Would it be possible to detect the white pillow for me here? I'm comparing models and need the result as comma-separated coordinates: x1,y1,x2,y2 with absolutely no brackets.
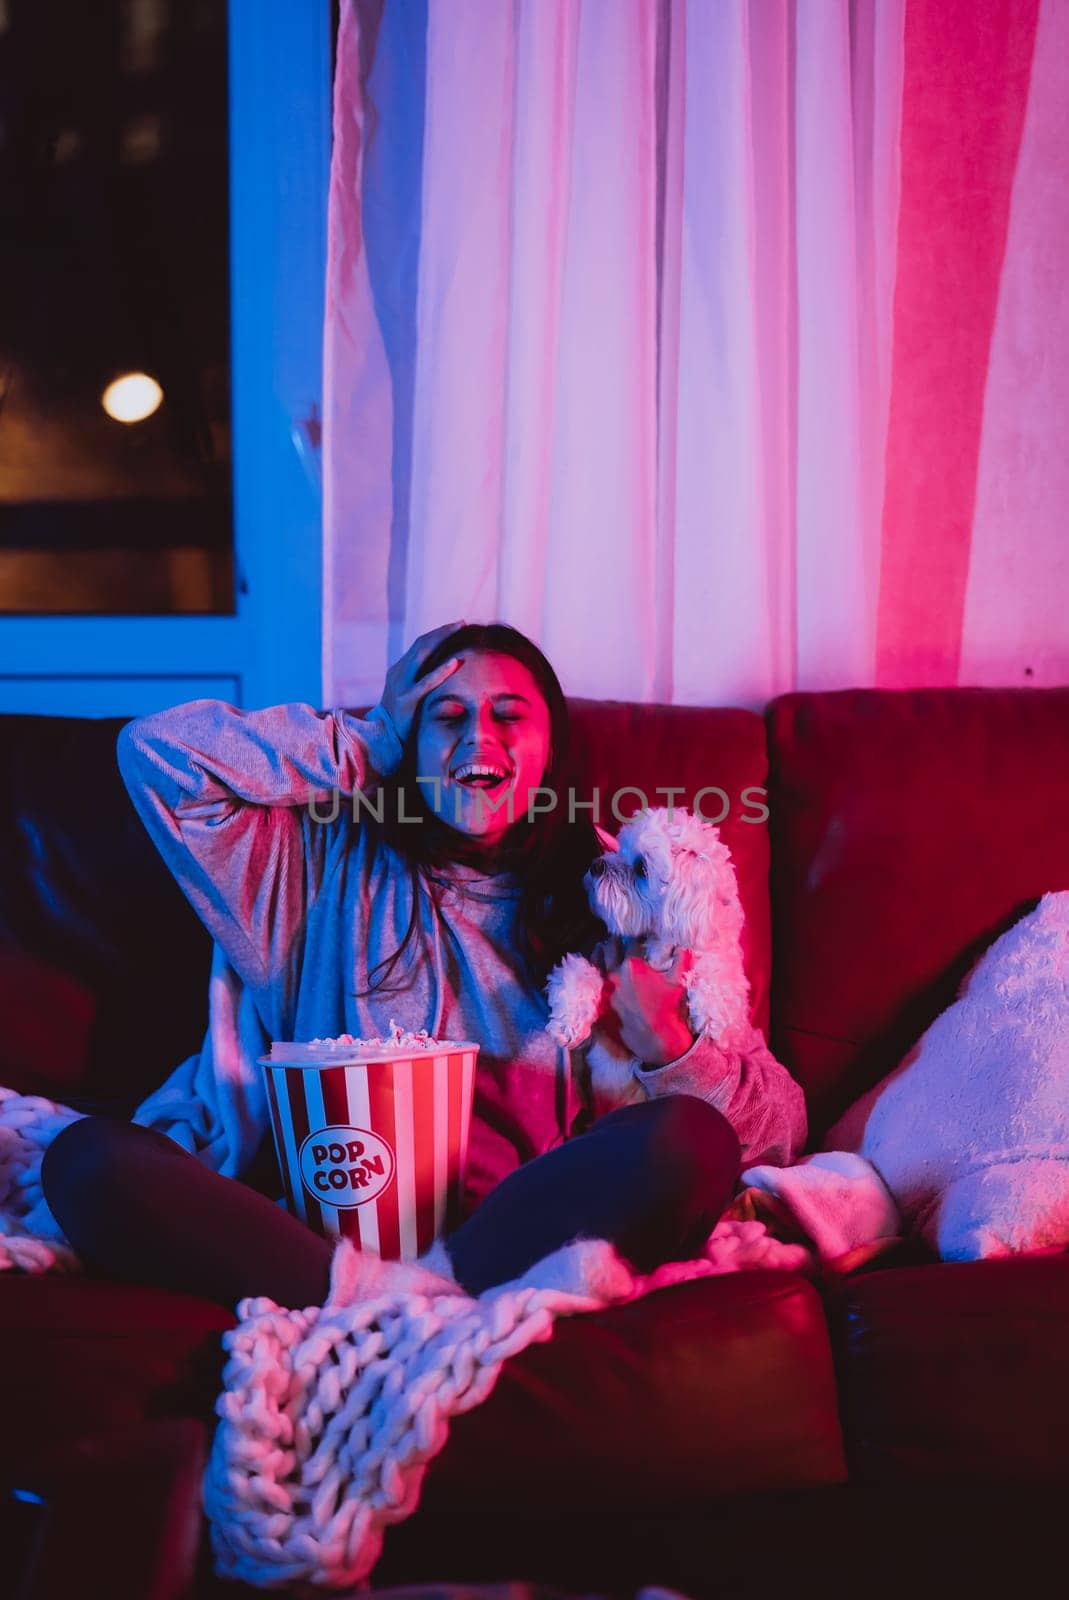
825,891,1069,1261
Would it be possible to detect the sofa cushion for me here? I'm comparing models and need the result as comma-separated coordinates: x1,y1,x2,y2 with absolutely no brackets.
0,1278,234,1474
568,700,773,1034
0,714,213,1108
829,1250,1069,1481
766,687,1069,1136
0,943,96,1097
416,1271,846,1512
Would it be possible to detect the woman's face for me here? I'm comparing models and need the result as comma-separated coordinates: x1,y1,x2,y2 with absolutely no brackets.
415,650,553,846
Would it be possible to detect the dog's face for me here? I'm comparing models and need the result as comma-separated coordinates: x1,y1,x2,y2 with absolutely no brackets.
584,807,741,947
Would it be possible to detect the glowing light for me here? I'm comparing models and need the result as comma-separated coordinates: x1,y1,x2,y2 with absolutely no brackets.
101,372,163,423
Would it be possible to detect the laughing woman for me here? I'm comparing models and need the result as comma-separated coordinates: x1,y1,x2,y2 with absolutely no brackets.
41,622,806,1306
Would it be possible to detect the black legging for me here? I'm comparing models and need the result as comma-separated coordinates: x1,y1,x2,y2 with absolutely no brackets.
41,1095,740,1307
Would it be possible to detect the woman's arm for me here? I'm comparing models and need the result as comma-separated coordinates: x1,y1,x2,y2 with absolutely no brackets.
604,954,807,1167
634,1030,808,1169
116,624,465,993
116,700,402,990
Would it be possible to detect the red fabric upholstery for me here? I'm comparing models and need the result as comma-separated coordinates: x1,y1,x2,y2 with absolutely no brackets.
1,1271,845,1508
0,714,212,1110
12,1420,208,1600
373,1486,1069,1600
0,944,96,1096
568,699,772,1035
0,1279,233,1475
417,1272,846,1511
766,686,1069,1136
830,1250,1069,1481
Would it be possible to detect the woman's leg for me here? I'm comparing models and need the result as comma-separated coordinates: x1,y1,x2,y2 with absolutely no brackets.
446,1094,741,1295
41,1117,334,1309
42,1098,739,1307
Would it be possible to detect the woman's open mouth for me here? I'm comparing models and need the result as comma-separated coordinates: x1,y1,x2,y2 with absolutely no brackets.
450,761,512,794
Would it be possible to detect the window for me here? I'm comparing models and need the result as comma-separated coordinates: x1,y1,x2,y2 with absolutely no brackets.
0,0,233,613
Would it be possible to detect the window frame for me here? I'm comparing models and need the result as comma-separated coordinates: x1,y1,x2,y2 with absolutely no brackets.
0,0,331,714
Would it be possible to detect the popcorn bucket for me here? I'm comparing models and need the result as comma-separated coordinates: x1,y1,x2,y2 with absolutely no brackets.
258,1037,479,1260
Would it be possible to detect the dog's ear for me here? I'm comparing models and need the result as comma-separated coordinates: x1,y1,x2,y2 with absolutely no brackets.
661,849,721,947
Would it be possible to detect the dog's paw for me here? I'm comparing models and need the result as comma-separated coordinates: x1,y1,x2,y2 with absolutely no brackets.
684,955,749,1040
545,953,605,1045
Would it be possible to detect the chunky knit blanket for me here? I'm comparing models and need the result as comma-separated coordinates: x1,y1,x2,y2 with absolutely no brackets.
204,1230,813,1591
0,1087,83,1272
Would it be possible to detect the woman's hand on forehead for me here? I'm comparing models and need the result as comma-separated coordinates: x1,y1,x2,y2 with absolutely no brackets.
381,622,466,743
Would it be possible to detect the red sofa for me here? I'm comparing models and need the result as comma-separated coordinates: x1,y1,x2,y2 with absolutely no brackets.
2,687,1068,1599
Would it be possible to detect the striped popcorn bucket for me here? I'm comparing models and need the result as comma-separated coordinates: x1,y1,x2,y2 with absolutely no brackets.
258,1043,479,1260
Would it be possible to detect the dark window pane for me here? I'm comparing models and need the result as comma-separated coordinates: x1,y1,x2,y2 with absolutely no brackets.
0,0,233,614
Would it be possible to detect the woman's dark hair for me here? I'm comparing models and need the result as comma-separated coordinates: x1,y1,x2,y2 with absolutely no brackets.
358,622,605,997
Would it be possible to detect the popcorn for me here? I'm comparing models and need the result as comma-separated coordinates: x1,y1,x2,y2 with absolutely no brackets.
266,1021,472,1063
307,1020,438,1050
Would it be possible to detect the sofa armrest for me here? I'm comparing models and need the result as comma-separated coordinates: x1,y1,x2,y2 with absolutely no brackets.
9,1419,208,1600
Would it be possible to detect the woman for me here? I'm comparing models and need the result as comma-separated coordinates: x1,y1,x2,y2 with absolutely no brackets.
42,622,805,1305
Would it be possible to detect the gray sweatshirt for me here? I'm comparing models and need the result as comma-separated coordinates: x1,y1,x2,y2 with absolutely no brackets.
118,700,807,1210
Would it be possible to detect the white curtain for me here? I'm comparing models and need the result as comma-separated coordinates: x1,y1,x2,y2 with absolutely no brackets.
324,0,906,709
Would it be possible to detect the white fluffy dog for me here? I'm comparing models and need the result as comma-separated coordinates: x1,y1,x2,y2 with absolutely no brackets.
545,806,751,1117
